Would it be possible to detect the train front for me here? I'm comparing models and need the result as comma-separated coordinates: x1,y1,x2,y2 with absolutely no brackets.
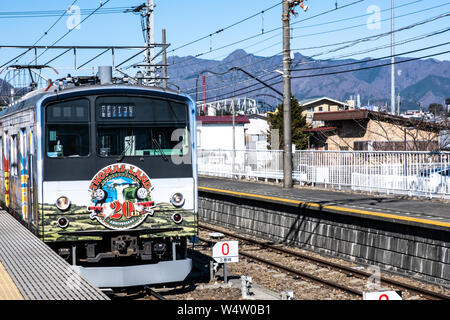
38,86,198,288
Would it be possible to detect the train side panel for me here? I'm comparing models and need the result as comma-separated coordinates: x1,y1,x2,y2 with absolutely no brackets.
0,108,39,233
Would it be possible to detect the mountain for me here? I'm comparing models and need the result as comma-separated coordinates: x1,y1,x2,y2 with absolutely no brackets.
166,49,450,111
400,75,450,109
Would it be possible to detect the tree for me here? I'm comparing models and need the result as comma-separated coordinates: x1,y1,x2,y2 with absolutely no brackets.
267,96,310,150
428,103,445,117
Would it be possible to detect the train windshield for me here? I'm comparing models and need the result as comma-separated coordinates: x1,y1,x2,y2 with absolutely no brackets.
97,125,189,157
46,99,90,158
96,96,190,157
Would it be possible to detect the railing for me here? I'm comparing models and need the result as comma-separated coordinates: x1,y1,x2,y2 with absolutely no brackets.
197,149,450,199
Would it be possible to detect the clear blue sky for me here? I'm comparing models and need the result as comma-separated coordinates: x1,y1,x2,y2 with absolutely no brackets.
0,0,449,80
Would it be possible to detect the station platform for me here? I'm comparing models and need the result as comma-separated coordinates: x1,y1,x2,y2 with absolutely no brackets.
0,210,109,300
198,176,450,231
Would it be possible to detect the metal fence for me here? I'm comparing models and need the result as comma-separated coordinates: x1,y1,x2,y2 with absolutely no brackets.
197,149,450,199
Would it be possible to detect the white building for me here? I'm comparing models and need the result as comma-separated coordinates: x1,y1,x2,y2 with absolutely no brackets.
196,115,249,150
245,114,270,150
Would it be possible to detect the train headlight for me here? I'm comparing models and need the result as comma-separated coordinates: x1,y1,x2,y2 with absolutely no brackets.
136,187,149,200
171,213,183,224
55,196,71,211
93,189,107,202
57,217,69,228
170,193,185,207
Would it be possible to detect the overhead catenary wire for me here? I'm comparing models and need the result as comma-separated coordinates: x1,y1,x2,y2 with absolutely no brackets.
291,2,450,41
168,0,366,68
28,0,113,65
291,40,450,72
172,0,432,70
167,1,282,55
1,0,113,90
0,6,130,19
210,47,450,102
31,0,79,47
169,1,448,74
0,0,79,89
209,41,450,102
181,23,450,96
181,23,450,98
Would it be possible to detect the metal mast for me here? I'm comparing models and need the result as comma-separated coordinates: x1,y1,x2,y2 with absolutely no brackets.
391,0,395,114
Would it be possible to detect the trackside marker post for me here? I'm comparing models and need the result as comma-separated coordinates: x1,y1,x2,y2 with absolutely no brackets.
363,291,403,300
212,241,239,283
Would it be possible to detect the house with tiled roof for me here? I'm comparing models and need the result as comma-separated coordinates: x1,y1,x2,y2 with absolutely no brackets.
299,97,351,127
306,109,447,151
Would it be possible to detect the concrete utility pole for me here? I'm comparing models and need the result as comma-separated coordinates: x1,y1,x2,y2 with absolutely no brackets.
145,0,155,84
282,0,293,188
162,28,167,89
391,0,395,115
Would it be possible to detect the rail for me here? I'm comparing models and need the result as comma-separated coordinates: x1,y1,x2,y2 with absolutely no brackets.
199,222,450,300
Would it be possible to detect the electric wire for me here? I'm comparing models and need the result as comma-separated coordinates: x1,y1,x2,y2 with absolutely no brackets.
167,1,282,55
168,0,366,67
28,0,113,65
210,47,450,102
169,1,448,74
181,25,450,98
0,7,130,19
292,2,450,40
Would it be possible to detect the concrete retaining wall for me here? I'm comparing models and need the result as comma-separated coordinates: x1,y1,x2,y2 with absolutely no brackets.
199,192,450,287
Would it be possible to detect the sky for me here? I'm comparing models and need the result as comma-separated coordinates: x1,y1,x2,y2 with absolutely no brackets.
0,0,449,83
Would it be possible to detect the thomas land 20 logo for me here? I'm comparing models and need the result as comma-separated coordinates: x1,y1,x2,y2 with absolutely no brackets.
87,163,155,230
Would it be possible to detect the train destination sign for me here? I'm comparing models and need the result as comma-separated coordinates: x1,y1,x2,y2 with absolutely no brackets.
100,104,135,119
212,241,239,263
87,163,155,230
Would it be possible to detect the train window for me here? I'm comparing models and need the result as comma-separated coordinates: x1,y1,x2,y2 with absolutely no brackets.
46,124,89,158
45,99,90,158
10,134,18,176
97,125,189,157
46,99,89,122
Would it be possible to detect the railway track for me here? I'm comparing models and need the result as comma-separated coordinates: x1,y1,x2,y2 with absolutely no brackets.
106,286,168,300
199,222,450,300
144,286,168,300
198,235,362,298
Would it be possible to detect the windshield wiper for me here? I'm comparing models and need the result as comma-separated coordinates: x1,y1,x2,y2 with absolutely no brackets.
116,137,134,163
152,138,168,161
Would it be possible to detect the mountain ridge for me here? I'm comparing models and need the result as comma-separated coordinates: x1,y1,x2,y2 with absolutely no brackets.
167,49,450,111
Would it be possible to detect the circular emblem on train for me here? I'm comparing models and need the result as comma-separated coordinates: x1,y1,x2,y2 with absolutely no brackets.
87,163,155,230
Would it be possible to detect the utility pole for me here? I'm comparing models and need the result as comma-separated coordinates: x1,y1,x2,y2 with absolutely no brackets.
145,0,155,84
390,0,395,114
232,99,236,175
162,28,167,89
282,0,293,188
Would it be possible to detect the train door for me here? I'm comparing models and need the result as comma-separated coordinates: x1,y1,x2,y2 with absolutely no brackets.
19,128,30,226
3,131,9,209
9,133,18,216
28,127,37,231
0,137,3,205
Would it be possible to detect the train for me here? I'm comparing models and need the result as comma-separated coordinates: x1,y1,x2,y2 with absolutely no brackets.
0,67,198,288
